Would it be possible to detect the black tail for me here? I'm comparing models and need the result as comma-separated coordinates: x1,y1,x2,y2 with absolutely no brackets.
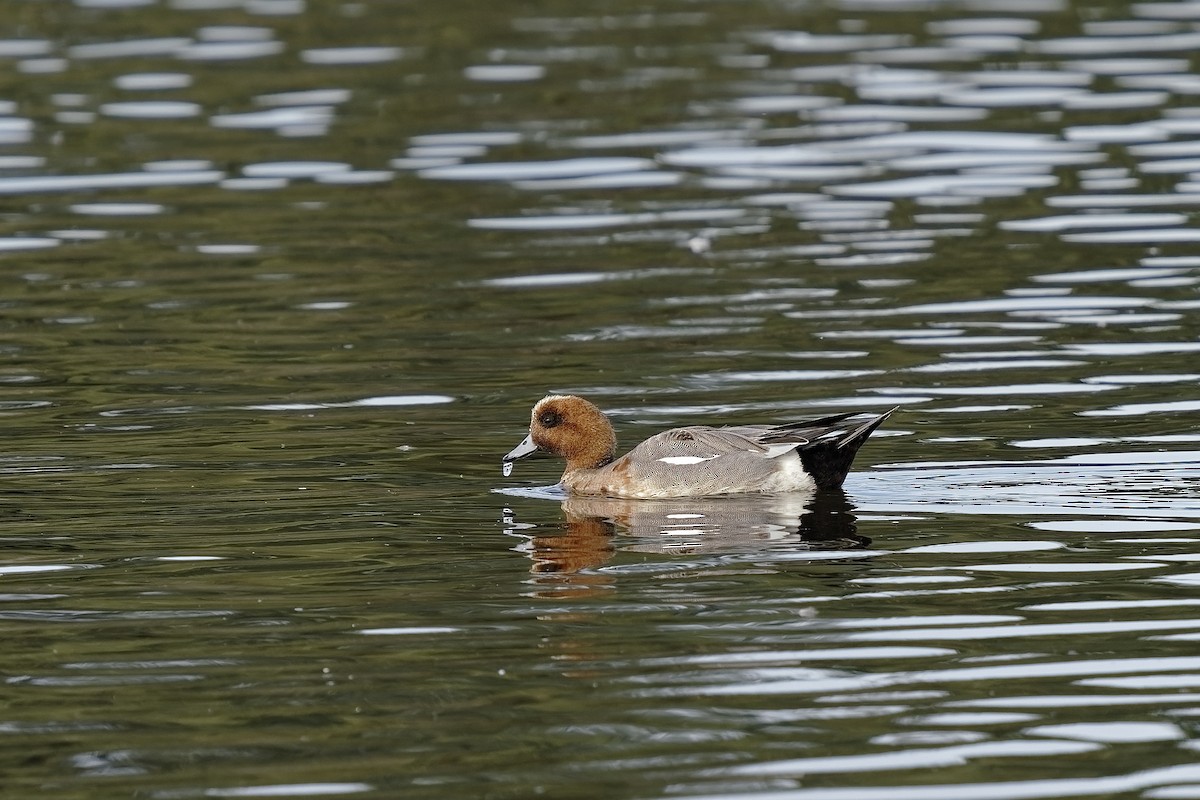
796,408,897,491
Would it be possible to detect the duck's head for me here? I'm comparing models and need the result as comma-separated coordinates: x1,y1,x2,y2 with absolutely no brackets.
503,394,617,474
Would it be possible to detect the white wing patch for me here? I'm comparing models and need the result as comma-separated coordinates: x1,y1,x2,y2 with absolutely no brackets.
763,442,802,459
658,455,719,465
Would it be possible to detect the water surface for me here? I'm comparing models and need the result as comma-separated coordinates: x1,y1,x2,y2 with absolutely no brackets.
1,0,1199,798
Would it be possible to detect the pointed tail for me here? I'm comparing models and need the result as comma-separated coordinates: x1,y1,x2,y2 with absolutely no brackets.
798,407,897,490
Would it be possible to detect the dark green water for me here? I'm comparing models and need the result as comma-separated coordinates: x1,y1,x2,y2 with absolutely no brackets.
0,1,1199,798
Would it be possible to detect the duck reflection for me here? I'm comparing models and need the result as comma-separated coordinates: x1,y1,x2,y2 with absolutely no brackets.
506,490,868,579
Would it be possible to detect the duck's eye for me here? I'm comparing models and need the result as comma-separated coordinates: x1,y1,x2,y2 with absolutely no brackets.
539,410,562,428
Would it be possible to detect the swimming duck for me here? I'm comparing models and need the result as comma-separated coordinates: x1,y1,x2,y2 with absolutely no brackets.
502,394,895,498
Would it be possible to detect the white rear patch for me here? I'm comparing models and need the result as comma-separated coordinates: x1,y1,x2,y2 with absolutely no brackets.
658,455,718,465
757,453,816,493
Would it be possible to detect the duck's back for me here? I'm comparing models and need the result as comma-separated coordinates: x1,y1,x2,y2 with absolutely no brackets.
566,426,811,498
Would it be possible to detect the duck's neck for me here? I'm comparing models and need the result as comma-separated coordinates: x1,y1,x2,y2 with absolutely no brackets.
561,427,616,472
565,452,614,474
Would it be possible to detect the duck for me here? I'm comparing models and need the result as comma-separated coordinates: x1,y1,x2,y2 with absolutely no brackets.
502,394,895,499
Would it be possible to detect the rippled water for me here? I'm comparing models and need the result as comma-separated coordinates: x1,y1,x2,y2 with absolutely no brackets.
2,0,1200,798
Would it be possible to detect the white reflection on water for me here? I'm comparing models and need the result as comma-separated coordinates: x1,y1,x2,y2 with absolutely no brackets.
902,541,1061,554
640,655,1200,698
833,617,1200,642
869,382,1115,396
1026,722,1183,742
906,359,1080,373
210,106,334,133
642,646,954,667
1035,30,1200,54
852,451,1200,518
0,169,223,194
667,763,1200,800
68,37,190,59
480,267,706,288
513,171,683,190
895,296,1150,315
315,169,393,184
708,738,1097,778
299,46,405,64
1034,267,1188,282
464,64,546,82
1065,228,1200,243
470,207,746,231
244,395,454,411
1030,519,1200,532
198,783,373,797
1066,342,1200,355
0,564,85,576
1081,674,1200,689
422,156,654,181
71,203,165,216
114,72,193,90
0,237,59,250
242,161,349,178
852,575,970,585
1083,399,1200,416
1001,212,1185,232
177,40,283,60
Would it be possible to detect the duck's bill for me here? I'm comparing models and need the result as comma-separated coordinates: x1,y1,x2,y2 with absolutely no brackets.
502,434,541,473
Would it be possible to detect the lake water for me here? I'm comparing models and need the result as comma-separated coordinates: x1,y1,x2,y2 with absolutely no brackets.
2,0,1200,798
